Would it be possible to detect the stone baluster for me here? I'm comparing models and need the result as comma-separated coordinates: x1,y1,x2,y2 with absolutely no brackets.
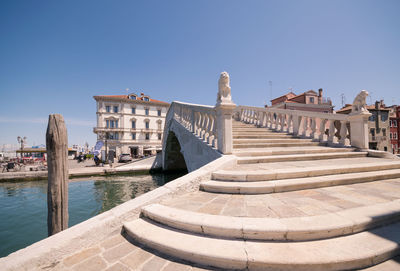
339,120,348,146
280,114,286,132
287,114,293,133
292,115,301,136
319,119,327,141
310,117,317,139
191,109,195,133
206,114,213,144
302,116,308,137
268,113,273,129
211,115,217,147
328,119,336,143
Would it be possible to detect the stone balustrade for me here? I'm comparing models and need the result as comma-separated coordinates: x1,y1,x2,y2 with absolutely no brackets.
170,101,218,148
236,104,371,150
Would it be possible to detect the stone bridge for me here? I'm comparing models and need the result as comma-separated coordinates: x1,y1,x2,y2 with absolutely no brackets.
2,72,400,271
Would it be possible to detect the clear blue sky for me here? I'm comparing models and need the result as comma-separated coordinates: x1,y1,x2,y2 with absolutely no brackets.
1,0,399,147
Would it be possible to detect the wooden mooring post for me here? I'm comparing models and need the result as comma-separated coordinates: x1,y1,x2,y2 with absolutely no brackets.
46,114,69,236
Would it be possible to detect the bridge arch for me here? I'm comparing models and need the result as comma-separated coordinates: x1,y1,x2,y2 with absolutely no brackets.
163,131,188,172
161,104,222,172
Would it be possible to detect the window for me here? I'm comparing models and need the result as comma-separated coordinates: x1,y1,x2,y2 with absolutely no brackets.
370,128,375,136
157,120,162,130
395,120,398,127
369,114,376,121
381,112,388,122
382,128,386,137
390,120,393,127
158,133,162,140
109,132,119,140
145,108,149,115
145,121,150,129
391,133,393,139
395,133,398,140
384,146,388,152
129,95,136,100
106,119,118,128
145,133,150,140
131,133,136,140
309,97,314,103
131,120,136,129
106,106,111,113
143,97,149,102
113,106,118,113
132,107,136,114
157,109,161,116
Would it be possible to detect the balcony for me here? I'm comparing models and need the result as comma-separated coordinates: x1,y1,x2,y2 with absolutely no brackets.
93,127,125,133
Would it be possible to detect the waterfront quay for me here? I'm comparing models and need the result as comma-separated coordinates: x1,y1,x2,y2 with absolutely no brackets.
0,156,158,181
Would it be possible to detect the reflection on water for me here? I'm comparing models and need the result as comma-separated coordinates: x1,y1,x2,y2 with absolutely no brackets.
0,172,185,258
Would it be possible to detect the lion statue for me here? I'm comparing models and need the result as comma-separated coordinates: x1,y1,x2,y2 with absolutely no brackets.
217,71,232,104
351,90,369,113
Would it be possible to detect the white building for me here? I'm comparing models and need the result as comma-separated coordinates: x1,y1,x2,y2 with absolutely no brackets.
93,93,170,158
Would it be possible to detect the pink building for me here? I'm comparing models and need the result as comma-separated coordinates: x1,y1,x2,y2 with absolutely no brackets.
269,89,334,113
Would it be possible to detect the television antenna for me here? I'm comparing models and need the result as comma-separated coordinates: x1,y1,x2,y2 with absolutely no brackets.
340,93,346,108
268,81,272,105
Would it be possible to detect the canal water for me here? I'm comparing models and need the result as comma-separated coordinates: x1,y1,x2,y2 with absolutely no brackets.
0,172,185,258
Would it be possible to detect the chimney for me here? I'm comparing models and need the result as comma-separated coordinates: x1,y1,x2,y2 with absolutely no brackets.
140,93,144,97
375,100,381,109
318,88,323,104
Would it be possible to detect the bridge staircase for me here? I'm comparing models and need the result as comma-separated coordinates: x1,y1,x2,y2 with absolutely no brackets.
124,120,400,270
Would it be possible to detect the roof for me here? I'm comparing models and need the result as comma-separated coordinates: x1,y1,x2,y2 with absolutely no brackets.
270,92,296,102
336,104,390,114
94,94,170,105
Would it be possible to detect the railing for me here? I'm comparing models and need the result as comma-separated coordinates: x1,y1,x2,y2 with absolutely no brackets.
164,72,371,153
169,102,218,148
237,105,370,148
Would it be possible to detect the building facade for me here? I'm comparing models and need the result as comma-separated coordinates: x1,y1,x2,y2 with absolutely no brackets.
389,105,400,154
93,93,170,158
269,89,334,113
337,100,391,152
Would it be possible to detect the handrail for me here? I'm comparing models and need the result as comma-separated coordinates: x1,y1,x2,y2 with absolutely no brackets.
236,102,371,149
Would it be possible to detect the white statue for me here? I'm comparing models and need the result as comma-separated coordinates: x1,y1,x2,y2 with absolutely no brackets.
351,90,369,114
217,71,232,105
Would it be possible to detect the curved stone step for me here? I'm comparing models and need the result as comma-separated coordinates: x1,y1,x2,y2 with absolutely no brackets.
233,141,322,148
202,169,400,194
212,160,400,182
124,218,400,271
233,127,273,131
237,151,367,164
141,201,400,241
233,146,355,157
234,138,314,144
233,134,294,139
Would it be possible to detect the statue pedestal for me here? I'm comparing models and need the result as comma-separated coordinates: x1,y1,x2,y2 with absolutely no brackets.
215,102,236,154
348,111,371,150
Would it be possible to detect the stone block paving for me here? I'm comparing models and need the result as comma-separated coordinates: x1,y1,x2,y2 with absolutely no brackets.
160,178,400,218
48,232,221,271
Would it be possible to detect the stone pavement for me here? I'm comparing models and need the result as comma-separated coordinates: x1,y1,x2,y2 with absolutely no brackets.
17,121,400,270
